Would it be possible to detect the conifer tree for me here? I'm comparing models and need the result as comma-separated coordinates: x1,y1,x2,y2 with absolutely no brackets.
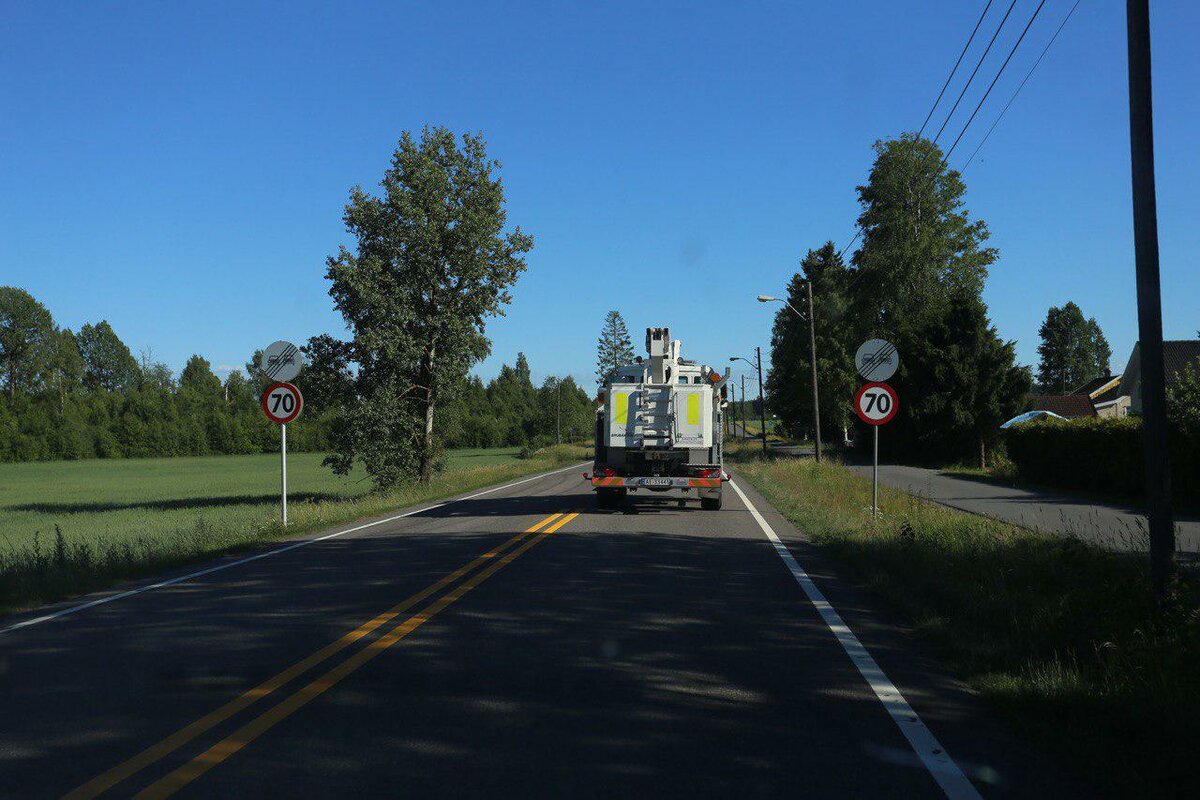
596,311,634,383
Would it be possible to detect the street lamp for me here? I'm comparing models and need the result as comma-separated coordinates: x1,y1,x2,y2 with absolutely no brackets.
730,351,767,455
759,288,822,463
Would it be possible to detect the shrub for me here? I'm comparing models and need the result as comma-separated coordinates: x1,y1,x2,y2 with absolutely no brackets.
1003,416,1200,504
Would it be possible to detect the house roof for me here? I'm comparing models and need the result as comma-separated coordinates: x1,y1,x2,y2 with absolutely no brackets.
1119,340,1200,398
1025,395,1098,418
1164,340,1200,384
1069,374,1120,398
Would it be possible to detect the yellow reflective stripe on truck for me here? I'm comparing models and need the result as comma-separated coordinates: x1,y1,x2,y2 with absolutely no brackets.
687,393,699,425
614,392,628,425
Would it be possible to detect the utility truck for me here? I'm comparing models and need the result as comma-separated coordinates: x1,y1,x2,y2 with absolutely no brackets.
587,327,730,509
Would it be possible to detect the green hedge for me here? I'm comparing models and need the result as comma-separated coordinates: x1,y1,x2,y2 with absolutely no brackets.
1003,416,1200,504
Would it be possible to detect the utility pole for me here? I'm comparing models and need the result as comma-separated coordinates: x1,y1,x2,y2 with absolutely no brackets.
740,375,748,441
1126,0,1175,600
758,292,822,461
756,346,767,456
805,281,822,463
555,380,562,444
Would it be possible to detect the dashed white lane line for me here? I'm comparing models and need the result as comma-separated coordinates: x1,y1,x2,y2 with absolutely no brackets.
728,479,983,800
0,463,590,636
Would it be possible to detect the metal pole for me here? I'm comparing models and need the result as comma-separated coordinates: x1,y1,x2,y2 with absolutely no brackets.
806,281,822,463
756,346,767,456
281,423,288,527
1126,0,1175,599
556,381,561,445
872,425,878,519
740,375,747,440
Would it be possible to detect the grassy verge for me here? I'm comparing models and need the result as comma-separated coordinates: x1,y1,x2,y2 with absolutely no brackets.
731,454,1200,799
0,444,591,615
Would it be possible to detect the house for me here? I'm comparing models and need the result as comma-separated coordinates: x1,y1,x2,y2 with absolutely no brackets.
1069,374,1130,418
1024,394,1098,419
1118,340,1200,415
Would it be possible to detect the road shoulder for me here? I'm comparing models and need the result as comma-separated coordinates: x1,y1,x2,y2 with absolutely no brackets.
728,475,1094,799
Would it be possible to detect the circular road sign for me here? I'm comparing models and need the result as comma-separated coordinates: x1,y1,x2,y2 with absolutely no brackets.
261,382,304,424
855,382,898,426
855,339,898,382
259,340,304,382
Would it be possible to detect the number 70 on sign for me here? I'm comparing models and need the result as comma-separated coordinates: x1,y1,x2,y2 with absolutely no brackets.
855,382,898,425
261,382,304,424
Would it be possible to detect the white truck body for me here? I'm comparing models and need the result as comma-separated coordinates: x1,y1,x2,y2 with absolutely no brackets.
590,327,729,509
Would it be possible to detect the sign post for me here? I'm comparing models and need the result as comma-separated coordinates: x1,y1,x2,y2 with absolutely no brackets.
854,339,899,520
259,342,304,527
855,382,898,518
259,337,305,525
281,422,288,526
261,381,303,526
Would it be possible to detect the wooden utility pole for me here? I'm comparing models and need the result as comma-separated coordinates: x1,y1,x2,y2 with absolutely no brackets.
1125,0,1175,599
740,375,748,441
805,281,822,463
756,346,767,456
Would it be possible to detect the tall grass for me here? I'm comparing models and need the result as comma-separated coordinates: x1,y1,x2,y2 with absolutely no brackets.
733,456,1200,799
0,445,591,614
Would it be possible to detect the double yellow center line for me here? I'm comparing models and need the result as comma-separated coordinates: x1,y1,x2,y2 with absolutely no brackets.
66,510,579,799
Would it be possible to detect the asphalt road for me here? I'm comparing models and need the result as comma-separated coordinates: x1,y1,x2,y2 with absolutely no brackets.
0,465,1089,799
842,464,1200,554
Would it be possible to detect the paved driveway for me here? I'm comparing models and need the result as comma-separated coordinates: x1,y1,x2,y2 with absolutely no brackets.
845,464,1200,554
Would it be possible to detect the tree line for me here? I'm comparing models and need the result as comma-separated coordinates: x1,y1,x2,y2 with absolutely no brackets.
766,135,1032,464
765,134,1128,464
0,294,589,465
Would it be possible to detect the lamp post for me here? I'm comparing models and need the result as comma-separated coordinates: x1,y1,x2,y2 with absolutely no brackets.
731,352,768,455
759,290,821,463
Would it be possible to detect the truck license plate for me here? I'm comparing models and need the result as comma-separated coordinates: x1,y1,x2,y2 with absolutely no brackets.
642,477,671,486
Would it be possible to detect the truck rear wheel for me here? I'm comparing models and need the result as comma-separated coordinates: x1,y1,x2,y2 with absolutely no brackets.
700,493,722,511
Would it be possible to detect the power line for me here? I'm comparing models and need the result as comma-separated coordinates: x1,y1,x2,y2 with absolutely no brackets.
945,0,1050,160
961,0,1083,170
918,0,996,138
932,0,1019,143
836,229,861,260
838,0,1023,260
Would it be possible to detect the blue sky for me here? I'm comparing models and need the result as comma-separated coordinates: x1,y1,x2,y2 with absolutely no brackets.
2,1,1197,393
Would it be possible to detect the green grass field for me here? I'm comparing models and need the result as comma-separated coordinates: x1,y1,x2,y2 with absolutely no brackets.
0,449,521,554
0,445,588,613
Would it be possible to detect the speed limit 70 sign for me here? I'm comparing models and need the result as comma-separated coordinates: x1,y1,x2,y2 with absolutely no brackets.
261,382,303,424
855,382,898,426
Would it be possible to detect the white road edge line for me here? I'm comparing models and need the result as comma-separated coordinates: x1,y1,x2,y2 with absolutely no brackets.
0,462,591,636
728,479,982,800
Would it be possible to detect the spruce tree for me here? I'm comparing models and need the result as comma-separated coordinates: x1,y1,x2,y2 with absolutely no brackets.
596,311,634,383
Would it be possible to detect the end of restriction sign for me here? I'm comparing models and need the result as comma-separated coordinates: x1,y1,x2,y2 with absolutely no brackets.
855,382,898,426
261,382,304,424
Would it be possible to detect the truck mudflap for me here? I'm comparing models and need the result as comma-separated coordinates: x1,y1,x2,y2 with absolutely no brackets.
585,472,730,489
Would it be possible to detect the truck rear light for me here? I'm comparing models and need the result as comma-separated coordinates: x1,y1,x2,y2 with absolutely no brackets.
602,467,618,477
697,468,719,478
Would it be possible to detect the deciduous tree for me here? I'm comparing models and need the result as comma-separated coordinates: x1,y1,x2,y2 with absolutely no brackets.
1036,302,1112,393
850,134,1024,461
325,127,532,486
852,134,994,335
0,286,56,399
78,321,139,392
